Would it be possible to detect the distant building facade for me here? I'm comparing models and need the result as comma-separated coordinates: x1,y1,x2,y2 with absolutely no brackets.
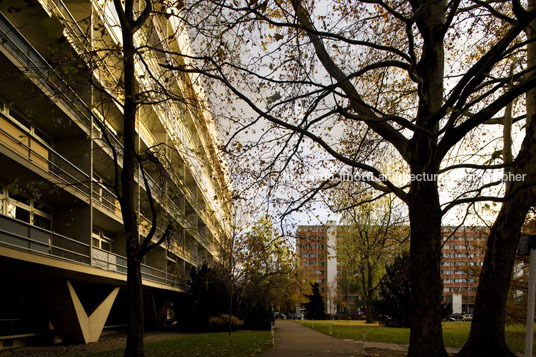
296,224,331,313
441,227,487,314
296,224,487,315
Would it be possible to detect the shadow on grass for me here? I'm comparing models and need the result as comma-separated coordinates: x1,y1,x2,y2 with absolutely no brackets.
84,330,272,357
296,320,533,354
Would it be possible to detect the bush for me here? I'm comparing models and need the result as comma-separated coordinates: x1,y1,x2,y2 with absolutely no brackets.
374,252,411,327
242,303,273,330
208,314,244,331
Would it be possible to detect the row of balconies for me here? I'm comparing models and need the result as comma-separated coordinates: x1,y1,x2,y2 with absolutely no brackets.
0,17,225,277
0,9,224,258
37,0,230,240
0,107,203,248
0,213,189,290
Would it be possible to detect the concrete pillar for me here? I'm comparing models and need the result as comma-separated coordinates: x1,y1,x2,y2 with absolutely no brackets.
47,280,119,344
144,290,172,329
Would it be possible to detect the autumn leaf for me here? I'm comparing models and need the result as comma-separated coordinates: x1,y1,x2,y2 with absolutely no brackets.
274,33,284,41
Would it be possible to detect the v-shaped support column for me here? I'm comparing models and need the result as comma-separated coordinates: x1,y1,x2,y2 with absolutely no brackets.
48,280,119,344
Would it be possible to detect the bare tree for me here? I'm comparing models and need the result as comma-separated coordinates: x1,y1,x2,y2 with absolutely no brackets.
151,1,536,355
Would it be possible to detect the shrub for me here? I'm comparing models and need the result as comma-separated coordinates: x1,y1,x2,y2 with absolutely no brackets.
208,314,244,331
243,303,273,330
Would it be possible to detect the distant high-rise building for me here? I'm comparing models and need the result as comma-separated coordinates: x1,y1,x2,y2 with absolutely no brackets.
296,222,339,315
296,224,487,316
441,227,487,314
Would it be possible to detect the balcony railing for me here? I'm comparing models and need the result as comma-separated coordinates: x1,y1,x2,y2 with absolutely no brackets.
0,212,185,290
0,114,91,199
92,183,122,219
0,214,90,264
140,214,199,267
91,247,187,290
39,0,90,56
0,11,124,165
0,12,90,128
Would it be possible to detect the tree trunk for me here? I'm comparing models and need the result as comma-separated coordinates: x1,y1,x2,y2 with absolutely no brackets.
365,262,374,323
360,269,367,320
408,179,447,357
456,199,531,357
119,3,144,355
125,254,145,357
365,293,374,323
457,124,536,357
457,2,536,354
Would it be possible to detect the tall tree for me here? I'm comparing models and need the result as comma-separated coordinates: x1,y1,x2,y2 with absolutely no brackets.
458,2,536,352
34,0,174,354
166,1,536,355
236,217,299,325
76,1,181,354
335,193,409,323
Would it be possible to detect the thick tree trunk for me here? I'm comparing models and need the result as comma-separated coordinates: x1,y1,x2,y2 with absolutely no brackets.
458,4,536,354
408,179,447,357
457,198,532,357
457,116,536,356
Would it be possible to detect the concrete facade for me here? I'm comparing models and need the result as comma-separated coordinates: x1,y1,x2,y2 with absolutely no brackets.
0,0,231,349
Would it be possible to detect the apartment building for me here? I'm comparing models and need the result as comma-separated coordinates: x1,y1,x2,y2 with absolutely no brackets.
0,0,231,349
441,227,487,314
297,224,486,316
296,222,340,316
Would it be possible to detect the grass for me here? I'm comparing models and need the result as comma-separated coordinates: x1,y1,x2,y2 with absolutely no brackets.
84,330,272,357
296,320,533,354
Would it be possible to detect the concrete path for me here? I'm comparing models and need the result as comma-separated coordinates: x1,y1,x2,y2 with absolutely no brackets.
261,320,363,356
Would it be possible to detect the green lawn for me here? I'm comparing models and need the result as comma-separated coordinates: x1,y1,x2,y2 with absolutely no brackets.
84,331,272,357
296,320,532,354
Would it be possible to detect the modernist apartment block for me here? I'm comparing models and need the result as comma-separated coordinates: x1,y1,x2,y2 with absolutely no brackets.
296,223,338,315
441,227,486,314
0,0,231,349
296,224,486,315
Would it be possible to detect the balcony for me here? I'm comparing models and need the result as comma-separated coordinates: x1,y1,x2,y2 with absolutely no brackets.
0,213,186,290
140,214,199,267
92,182,122,220
0,214,90,265
0,11,124,165
91,247,187,290
0,114,91,200
0,12,91,131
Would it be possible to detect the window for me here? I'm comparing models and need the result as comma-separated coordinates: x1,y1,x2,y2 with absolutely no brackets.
33,214,51,230
92,228,113,251
8,108,30,130
8,192,30,205
1,188,51,228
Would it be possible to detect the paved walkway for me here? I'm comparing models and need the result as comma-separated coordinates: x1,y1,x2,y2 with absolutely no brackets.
260,320,462,357
261,320,363,356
